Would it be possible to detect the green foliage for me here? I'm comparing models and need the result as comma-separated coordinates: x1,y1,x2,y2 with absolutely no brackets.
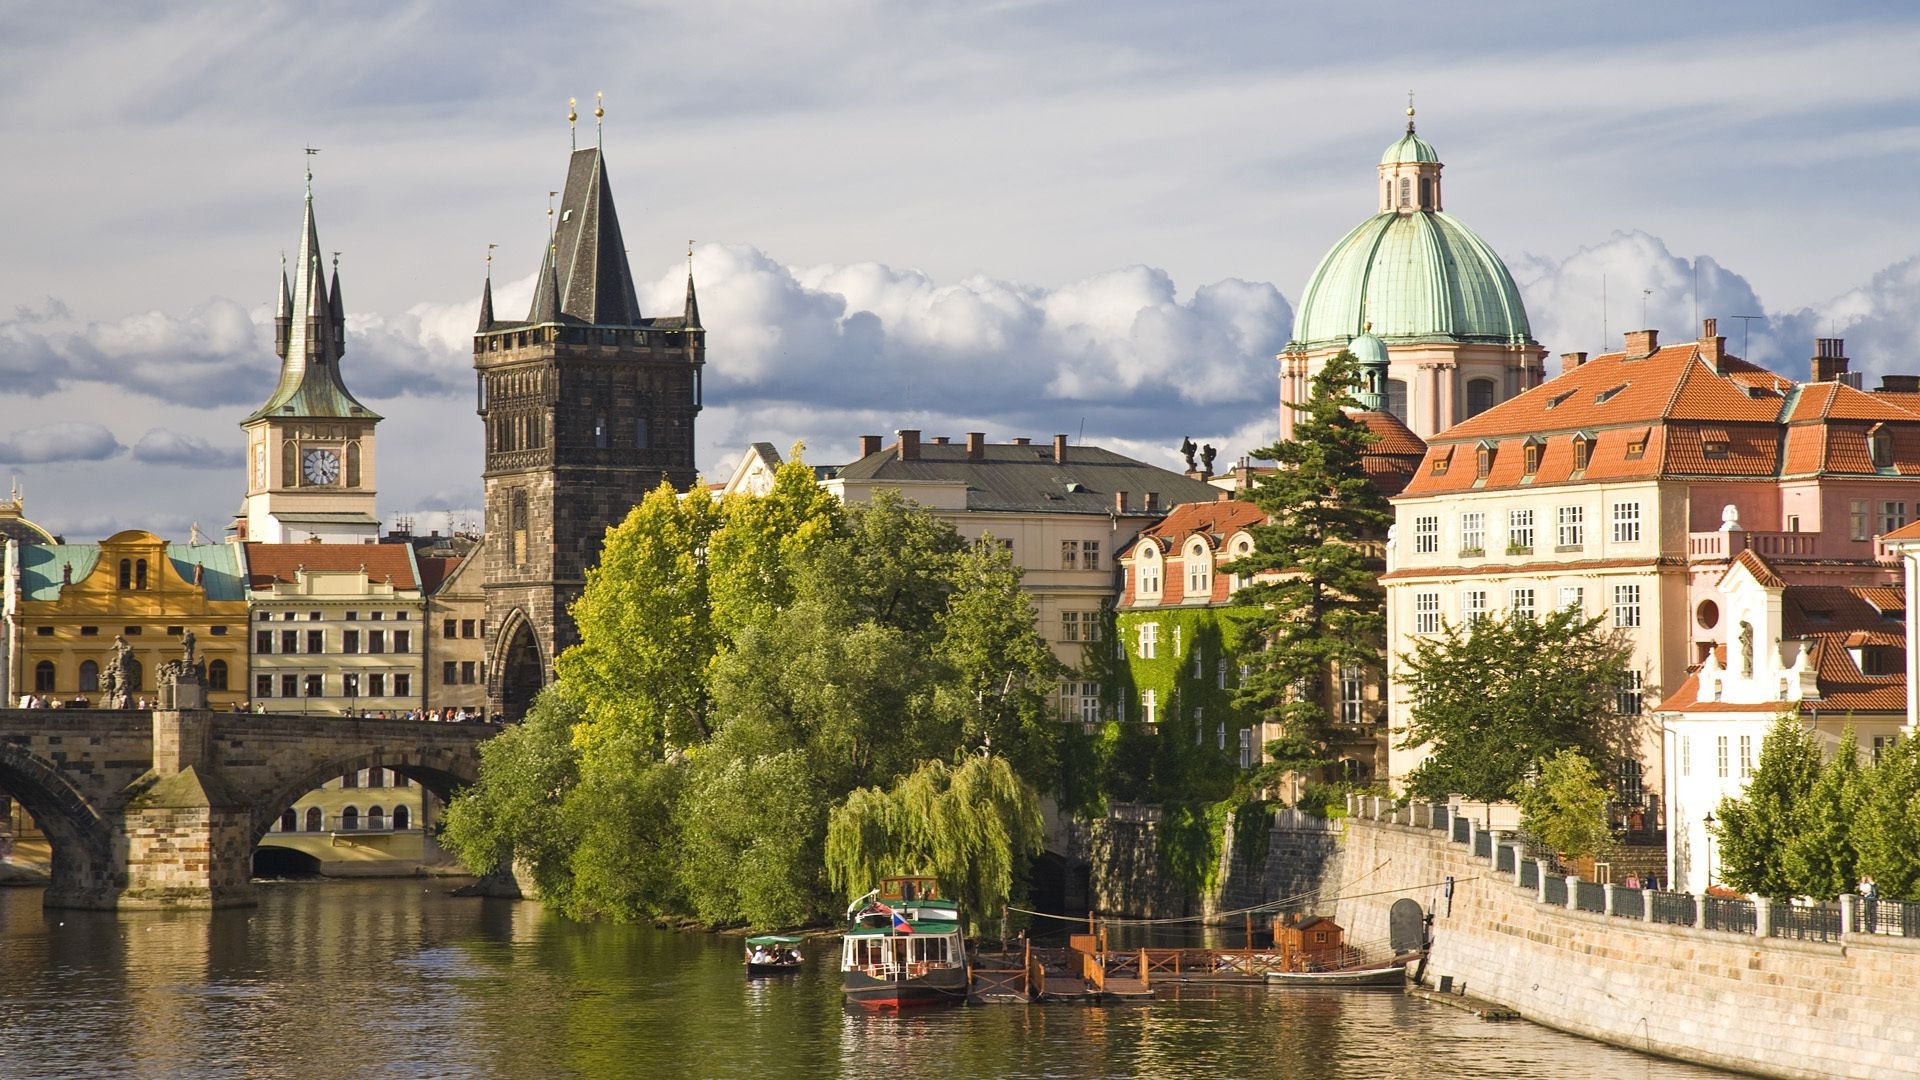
1515,749,1614,862
1714,714,1822,897
824,755,1045,922
1104,606,1262,806
1226,349,1391,773
929,542,1068,781
440,688,583,895
1852,732,1920,899
1781,728,1865,900
1396,607,1635,803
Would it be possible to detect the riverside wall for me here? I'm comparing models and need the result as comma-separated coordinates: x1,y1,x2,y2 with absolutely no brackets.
1319,803,1920,1080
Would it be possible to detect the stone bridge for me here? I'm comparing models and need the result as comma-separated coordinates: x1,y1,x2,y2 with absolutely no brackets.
0,707,498,910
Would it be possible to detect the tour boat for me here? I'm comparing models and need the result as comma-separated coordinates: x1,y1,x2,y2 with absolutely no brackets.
744,934,805,976
840,875,970,1009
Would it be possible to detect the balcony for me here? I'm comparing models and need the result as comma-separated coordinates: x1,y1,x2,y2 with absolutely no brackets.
1687,530,1820,562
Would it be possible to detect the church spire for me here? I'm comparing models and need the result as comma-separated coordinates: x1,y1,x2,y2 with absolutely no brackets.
477,247,496,333
684,241,701,329
275,253,292,359
328,253,345,355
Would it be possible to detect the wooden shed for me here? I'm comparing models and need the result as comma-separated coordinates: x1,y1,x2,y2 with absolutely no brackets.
1270,914,1346,971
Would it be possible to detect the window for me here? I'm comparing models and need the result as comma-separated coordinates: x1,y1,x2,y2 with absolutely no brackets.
511,491,529,569
1476,445,1494,477
1572,437,1591,471
281,630,298,654
443,619,457,639
1340,665,1365,725
1522,441,1541,475
396,773,411,789
1061,540,1081,570
308,611,322,622
342,806,359,832
33,661,55,693
1141,689,1158,724
256,630,273,654
393,805,411,830
256,674,273,699
1399,176,1411,206
1786,514,1800,532
1874,734,1900,764
1137,550,1161,597
369,673,387,696
1615,670,1643,715
1612,501,1642,543
306,629,324,654
1507,509,1534,552
34,626,51,636
1461,589,1488,624
444,662,458,686
344,673,361,699
1871,426,1893,468
118,559,132,589
367,806,387,831
461,661,478,685
343,630,360,654
1413,515,1439,555
1625,434,1647,458
282,674,298,698
593,413,608,449
1851,499,1870,542
1082,541,1100,570
1682,736,1691,777
369,630,386,655
1466,379,1496,418
1558,506,1584,549
1881,501,1908,535
341,770,358,789
208,660,228,691
394,630,411,654
1414,592,1441,635
79,660,99,692
1619,759,1644,804
1062,611,1082,642
1739,734,1754,778
1459,512,1485,554
368,768,385,788
1613,584,1641,628
1216,659,1228,689
1172,624,1183,657
1186,541,1212,597
304,675,323,697
634,418,649,450
136,560,147,589
306,807,323,832
1509,587,1535,620
462,619,477,638
1239,728,1254,770
1137,622,1159,659
1717,735,1729,778
395,674,411,697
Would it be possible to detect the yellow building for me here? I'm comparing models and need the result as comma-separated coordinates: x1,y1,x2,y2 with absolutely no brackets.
10,530,248,709
258,767,439,877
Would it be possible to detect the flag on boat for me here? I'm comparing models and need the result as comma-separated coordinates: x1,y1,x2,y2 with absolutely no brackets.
877,902,913,934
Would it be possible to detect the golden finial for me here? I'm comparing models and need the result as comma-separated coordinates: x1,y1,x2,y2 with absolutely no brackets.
486,242,497,275
595,91,604,146
1405,90,1416,133
569,96,578,150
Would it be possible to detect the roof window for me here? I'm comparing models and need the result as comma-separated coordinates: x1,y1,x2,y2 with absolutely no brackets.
1594,384,1629,405
1430,447,1453,475
1546,390,1577,410
1571,435,1592,471
1475,443,1495,478
1522,439,1542,476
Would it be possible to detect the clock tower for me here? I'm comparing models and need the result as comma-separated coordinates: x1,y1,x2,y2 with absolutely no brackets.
239,165,383,544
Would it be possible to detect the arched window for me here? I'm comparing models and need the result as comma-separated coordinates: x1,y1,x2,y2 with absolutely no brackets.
392,805,411,831
305,806,323,832
1419,176,1432,209
367,806,386,831
282,441,297,487
127,659,143,692
119,559,133,589
594,414,609,449
341,806,360,831
1399,176,1411,207
345,441,361,487
79,660,100,692
511,492,529,569
1466,378,1497,418
280,809,297,832
33,660,55,693
135,559,148,590
1185,539,1212,599
208,659,228,691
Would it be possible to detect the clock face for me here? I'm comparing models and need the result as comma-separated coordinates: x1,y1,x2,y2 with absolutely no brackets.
302,448,340,486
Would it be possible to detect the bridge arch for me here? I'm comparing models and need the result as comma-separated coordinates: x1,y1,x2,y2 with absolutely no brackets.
490,606,545,723
246,746,481,845
0,741,118,901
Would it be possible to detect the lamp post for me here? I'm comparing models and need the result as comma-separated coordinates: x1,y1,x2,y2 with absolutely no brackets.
1702,811,1716,890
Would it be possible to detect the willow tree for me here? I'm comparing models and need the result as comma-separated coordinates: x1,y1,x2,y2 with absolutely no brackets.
825,754,1044,922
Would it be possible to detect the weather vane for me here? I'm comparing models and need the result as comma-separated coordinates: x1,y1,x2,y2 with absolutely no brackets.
304,145,320,192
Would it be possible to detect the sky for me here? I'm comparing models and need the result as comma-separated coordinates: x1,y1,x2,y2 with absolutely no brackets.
6,0,1920,540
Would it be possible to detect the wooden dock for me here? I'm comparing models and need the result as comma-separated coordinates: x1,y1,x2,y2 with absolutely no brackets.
969,936,1287,1003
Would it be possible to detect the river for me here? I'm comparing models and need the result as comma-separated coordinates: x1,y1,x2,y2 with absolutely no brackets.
0,878,1740,1079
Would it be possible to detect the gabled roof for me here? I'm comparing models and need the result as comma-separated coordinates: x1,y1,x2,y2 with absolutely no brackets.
837,440,1221,515
244,542,420,591
1722,549,1787,591
1124,499,1267,556
1658,581,1907,714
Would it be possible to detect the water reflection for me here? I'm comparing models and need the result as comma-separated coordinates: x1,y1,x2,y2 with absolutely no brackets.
0,880,1736,1079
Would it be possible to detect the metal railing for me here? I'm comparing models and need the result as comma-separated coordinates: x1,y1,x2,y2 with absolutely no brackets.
1771,902,1842,943
1575,880,1606,913
1544,875,1568,905
1451,816,1470,844
1520,860,1539,890
1701,896,1757,935
1430,806,1450,832
1855,898,1920,939
1612,887,1645,919
1496,845,1515,874
1650,891,1697,927
1473,831,1492,858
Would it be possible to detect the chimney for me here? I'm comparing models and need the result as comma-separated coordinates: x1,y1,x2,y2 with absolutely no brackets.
930,436,950,445
1053,434,1069,463
1560,351,1588,375
896,429,921,461
859,434,882,458
1011,437,1031,446
965,432,985,461
1811,338,1850,384
1624,329,1658,357
1217,488,1232,502
1145,491,1160,512
1115,491,1130,514
1879,374,1920,393
1698,319,1727,370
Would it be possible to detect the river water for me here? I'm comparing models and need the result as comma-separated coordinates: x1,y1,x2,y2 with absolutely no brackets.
0,878,1739,1079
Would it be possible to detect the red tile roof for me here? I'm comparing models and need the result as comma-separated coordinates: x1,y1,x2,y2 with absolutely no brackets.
1658,581,1906,713
1352,409,1426,498
245,543,419,590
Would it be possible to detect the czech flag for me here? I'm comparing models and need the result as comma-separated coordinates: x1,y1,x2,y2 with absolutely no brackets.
878,902,913,934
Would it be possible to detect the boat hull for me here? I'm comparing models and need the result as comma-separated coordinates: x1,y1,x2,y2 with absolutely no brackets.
1265,963,1407,988
842,966,969,1009
747,962,802,977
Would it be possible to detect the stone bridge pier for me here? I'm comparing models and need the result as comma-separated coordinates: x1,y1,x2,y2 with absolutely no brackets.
0,702,497,910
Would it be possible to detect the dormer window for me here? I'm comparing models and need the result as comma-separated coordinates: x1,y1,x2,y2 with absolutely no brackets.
1476,443,1494,478
1522,440,1542,476
1595,384,1628,405
1572,435,1592,471
1702,427,1730,460
1546,390,1577,410
1625,430,1649,460
1869,423,1893,468
1431,448,1452,476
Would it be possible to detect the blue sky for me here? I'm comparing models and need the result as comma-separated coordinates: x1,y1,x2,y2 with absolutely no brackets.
5,1,1920,538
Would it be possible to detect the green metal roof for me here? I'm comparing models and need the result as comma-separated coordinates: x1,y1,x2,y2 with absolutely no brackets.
1289,210,1534,351
17,542,245,602
168,544,247,602
846,922,961,937
746,935,805,946
1380,131,1440,165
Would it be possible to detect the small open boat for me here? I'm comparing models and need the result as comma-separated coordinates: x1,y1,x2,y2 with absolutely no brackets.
745,934,805,976
1265,958,1410,988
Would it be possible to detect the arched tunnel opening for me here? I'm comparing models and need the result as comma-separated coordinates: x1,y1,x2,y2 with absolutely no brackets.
252,846,324,879
252,762,468,881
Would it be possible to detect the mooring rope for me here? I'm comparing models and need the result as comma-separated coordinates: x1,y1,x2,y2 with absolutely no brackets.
1004,866,1480,929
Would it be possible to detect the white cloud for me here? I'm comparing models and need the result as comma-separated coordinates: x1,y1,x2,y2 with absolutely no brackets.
0,421,125,463
131,428,245,469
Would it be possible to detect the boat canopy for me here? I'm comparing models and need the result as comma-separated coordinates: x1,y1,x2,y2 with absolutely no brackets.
846,921,961,938
746,935,805,946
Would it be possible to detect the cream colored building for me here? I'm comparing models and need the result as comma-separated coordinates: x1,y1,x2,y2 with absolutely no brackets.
423,544,488,716
259,767,437,877
245,543,425,715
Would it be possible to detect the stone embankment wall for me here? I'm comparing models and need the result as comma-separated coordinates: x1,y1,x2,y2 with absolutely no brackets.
1327,801,1920,1080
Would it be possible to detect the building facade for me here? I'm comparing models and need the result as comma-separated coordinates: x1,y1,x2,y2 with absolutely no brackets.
1385,326,1920,824
422,545,488,716
237,168,383,545
11,531,248,710
259,767,436,877
1280,108,1545,442
244,544,425,716
476,144,705,720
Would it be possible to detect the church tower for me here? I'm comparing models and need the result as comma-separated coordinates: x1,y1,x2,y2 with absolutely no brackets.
476,138,705,720
239,164,382,544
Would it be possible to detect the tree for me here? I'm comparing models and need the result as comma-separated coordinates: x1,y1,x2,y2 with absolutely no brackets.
1782,727,1864,900
440,687,584,900
1515,748,1614,862
1226,350,1391,775
928,541,1068,783
1853,732,1920,900
1395,607,1634,803
825,754,1044,924
1714,714,1821,897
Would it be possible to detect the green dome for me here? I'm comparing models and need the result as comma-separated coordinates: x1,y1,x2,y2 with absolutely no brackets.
1348,331,1389,367
1380,131,1439,165
1289,210,1534,350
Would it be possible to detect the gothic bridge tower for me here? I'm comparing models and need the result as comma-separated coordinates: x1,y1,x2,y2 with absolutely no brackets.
476,140,705,720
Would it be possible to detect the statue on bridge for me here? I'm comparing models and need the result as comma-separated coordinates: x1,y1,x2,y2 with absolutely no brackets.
104,635,135,710
157,629,207,709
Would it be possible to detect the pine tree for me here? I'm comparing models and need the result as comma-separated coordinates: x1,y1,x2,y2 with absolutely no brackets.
1714,714,1821,897
1226,350,1391,778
